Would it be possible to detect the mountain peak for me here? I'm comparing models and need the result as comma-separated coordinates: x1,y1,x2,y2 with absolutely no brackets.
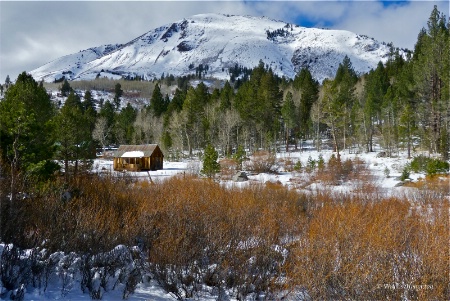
30,13,395,83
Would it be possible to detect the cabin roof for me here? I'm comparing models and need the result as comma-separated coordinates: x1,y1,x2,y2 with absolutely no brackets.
114,144,162,158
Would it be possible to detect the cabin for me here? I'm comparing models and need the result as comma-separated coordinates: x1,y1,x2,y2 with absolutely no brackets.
113,144,164,171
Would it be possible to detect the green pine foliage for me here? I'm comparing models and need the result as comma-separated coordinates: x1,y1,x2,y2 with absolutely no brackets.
60,79,72,96
409,155,449,176
413,6,449,156
317,154,325,171
293,68,319,140
115,103,137,144
0,72,57,182
306,155,316,173
149,83,168,117
232,145,246,170
55,91,95,181
281,91,296,151
293,160,302,172
201,144,221,178
114,83,123,109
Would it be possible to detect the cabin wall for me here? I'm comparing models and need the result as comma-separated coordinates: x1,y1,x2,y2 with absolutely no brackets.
113,145,164,171
113,156,154,171
149,155,163,170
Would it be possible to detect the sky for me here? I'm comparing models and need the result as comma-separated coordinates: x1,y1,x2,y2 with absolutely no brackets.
0,0,448,82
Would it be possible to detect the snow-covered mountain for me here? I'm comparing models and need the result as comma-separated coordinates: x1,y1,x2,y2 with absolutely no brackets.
30,13,395,83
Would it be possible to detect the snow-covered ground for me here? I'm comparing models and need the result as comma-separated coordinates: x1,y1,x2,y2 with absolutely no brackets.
93,147,433,199
18,280,175,301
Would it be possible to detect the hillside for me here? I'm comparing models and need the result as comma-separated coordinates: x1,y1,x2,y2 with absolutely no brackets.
30,13,396,83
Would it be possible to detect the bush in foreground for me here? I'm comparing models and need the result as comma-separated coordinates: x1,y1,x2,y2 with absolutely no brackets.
0,173,448,300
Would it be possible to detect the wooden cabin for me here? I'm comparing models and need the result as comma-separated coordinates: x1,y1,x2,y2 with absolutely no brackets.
113,144,164,171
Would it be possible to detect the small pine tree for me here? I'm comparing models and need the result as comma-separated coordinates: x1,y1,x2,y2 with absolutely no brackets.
233,145,246,170
294,160,302,172
114,83,123,109
317,154,325,171
384,166,390,178
60,79,72,97
400,165,410,181
201,144,221,178
306,156,316,173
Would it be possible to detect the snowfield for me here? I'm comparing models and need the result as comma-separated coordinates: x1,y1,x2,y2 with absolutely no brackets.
93,146,431,198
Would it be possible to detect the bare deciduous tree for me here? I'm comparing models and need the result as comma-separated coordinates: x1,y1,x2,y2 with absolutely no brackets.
92,117,110,155
218,108,241,155
133,110,163,145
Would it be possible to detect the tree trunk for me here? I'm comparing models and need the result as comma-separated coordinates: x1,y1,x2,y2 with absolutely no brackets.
184,124,192,156
285,125,289,152
343,111,347,152
10,136,20,203
331,123,340,160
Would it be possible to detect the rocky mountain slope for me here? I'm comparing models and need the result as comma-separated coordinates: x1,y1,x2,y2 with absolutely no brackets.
30,13,396,83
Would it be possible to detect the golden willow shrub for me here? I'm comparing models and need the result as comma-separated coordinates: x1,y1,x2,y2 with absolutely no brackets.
1,172,447,300
141,176,307,299
287,197,449,300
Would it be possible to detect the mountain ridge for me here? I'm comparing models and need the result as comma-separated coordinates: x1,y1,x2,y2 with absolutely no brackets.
30,13,398,83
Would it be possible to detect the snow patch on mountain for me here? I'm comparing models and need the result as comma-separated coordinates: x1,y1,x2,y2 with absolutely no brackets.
30,13,395,83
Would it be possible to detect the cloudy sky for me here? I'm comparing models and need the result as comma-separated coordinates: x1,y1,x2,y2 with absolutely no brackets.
1,0,448,82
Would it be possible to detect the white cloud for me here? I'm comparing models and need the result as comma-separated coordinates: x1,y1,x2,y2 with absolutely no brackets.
331,1,449,50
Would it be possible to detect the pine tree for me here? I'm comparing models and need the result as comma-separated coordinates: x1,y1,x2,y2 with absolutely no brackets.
363,62,390,152
0,72,57,186
398,95,414,159
55,90,94,181
83,90,95,112
235,63,282,150
99,101,116,132
334,56,358,152
293,68,319,140
164,88,186,130
115,103,137,144
60,79,72,97
181,84,211,154
413,6,448,155
83,90,97,133
201,143,221,178
167,88,185,113
114,83,123,109
149,84,166,117
321,79,344,158
233,145,246,170
219,81,234,111
381,86,398,156
281,91,296,151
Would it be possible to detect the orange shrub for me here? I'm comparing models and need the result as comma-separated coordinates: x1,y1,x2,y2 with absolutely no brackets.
219,157,239,180
246,150,277,173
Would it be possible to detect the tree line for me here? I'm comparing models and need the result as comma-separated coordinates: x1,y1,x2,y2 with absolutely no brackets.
95,6,448,162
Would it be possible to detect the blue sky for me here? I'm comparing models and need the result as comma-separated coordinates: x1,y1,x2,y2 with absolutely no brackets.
1,1,448,82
